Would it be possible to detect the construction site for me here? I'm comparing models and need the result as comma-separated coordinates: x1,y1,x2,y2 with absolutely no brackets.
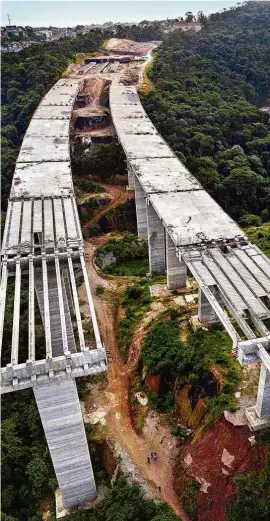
1,36,270,521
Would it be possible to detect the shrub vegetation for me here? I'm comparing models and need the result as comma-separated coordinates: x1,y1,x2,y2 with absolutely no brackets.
117,282,152,359
140,314,240,422
95,234,148,276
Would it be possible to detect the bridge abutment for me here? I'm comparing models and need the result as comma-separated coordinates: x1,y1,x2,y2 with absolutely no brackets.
166,233,187,289
34,378,96,508
134,177,147,237
147,202,166,274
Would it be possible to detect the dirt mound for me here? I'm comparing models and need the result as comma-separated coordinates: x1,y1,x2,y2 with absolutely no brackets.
174,416,267,521
80,78,110,109
105,38,154,56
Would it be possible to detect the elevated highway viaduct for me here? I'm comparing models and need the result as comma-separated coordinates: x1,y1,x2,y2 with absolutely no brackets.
1,60,270,512
110,79,270,431
0,78,107,509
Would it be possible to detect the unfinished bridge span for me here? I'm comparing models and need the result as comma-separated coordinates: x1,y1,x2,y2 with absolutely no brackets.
1,62,270,515
0,78,107,509
110,80,270,431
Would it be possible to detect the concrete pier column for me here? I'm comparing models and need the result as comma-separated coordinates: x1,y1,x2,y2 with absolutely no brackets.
134,177,147,237
34,378,96,508
147,202,165,274
127,168,135,189
255,363,270,418
198,288,219,324
166,232,187,289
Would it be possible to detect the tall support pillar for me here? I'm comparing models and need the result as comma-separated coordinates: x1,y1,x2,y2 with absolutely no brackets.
147,202,165,274
166,232,187,289
255,363,270,418
134,177,147,237
34,378,96,508
198,288,220,324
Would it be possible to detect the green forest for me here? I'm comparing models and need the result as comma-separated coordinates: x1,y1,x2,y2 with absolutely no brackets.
142,1,270,223
1,2,270,521
1,29,106,211
1,19,164,212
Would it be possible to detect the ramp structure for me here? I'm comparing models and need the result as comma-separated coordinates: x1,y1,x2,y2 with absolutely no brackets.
110,81,270,430
0,78,107,508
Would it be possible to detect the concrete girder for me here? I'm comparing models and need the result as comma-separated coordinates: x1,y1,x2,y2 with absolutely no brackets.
11,259,21,365
80,251,102,349
62,268,75,319
0,259,8,355
28,256,35,362
55,254,69,356
67,254,86,352
42,255,53,359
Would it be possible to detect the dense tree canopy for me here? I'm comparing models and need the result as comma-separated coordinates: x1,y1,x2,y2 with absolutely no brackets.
112,22,163,42
1,19,164,213
1,389,56,521
1,30,104,210
142,1,270,221
66,477,180,521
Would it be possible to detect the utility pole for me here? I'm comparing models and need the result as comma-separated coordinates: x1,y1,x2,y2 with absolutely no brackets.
7,13,11,25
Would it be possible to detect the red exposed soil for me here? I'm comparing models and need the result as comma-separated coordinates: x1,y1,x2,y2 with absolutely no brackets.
145,374,161,393
80,197,267,521
77,184,188,518
77,77,110,111
80,238,189,520
174,416,268,521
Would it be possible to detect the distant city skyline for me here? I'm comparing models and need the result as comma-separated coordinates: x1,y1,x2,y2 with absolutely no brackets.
1,0,240,27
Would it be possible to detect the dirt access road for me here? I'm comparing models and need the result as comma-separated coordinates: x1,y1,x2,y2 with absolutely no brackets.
79,236,189,521
81,182,134,232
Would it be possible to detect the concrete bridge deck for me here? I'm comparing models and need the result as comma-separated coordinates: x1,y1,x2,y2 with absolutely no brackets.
0,77,106,509
110,79,270,430
1,56,270,513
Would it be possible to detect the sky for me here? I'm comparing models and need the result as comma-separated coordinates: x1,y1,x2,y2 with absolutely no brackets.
1,0,241,27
